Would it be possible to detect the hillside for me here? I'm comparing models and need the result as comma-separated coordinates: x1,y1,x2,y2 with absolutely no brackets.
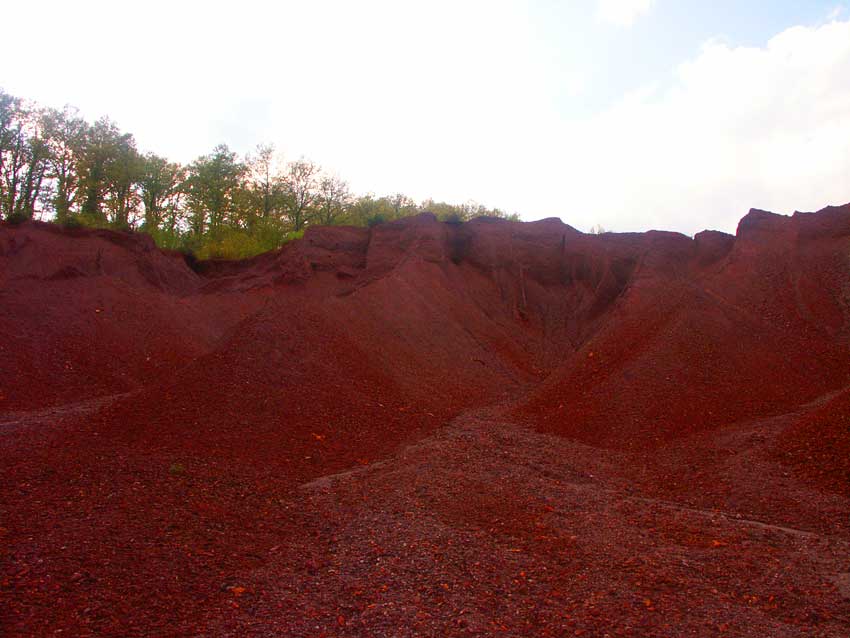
2,206,850,637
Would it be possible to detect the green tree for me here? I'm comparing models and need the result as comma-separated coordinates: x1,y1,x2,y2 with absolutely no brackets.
387,193,417,219
1,87,528,254
104,135,143,228
421,198,517,223
78,117,133,223
139,153,184,230
314,174,351,225
42,106,87,223
348,194,398,227
244,143,285,225
186,144,245,236
0,90,18,215
282,158,318,231
0,94,51,220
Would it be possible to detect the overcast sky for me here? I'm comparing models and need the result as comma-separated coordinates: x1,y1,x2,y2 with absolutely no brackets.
3,1,850,235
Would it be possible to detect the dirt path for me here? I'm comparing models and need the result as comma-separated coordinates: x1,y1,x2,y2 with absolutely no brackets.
0,392,133,433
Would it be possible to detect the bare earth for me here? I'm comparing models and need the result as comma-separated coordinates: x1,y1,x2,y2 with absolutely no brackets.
2,208,850,636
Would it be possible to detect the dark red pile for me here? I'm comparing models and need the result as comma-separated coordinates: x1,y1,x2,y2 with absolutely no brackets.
2,206,849,637
777,386,850,497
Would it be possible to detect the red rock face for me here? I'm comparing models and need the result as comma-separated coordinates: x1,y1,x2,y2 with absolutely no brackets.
1,205,849,636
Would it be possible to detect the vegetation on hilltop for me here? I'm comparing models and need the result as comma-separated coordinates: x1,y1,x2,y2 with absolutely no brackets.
0,88,519,259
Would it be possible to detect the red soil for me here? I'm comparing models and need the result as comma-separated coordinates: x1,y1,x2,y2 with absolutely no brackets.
1,206,849,636
776,386,850,497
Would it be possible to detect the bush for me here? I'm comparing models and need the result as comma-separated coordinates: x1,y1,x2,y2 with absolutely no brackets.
367,213,387,227
144,226,187,251
60,216,84,229
282,229,305,243
194,230,262,260
4,211,30,225
193,221,302,260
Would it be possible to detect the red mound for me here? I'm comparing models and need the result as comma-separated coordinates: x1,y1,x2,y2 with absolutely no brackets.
0,224,260,411
515,206,850,448
2,205,850,636
776,386,850,496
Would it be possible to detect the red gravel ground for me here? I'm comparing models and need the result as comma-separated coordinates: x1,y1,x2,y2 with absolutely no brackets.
2,206,849,636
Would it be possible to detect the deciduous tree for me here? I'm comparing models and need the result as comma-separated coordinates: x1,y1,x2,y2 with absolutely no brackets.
42,106,87,223
186,144,245,236
314,174,351,225
0,95,50,220
78,117,132,222
282,158,318,231
139,153,184,230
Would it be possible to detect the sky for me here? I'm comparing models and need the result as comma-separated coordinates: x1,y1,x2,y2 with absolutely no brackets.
2,0,850,235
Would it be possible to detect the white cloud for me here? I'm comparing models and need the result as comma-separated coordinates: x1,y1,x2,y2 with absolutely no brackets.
540,18,850,234
596,0,656,27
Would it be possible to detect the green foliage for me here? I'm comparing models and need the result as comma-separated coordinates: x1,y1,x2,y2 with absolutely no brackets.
194,229,262,260
60,215,84,229
347,193,418,227
1,86,526,256
42,105,87,224
143,225,188,251
78,117,139,224
4,210,29,225
49,211,109,232
139,153,184,229
282,229,305,242
186,144,245,236
367,213,387,227
423,199,518,224
193,219,299,260
0,90,51,221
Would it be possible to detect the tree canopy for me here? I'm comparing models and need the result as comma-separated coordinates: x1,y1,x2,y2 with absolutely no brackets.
0,88,521,259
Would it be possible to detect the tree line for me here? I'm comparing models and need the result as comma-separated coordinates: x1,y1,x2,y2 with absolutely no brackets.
0,88,519,259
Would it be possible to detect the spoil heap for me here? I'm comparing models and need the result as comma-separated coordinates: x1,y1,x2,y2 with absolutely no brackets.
2,205,849,636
